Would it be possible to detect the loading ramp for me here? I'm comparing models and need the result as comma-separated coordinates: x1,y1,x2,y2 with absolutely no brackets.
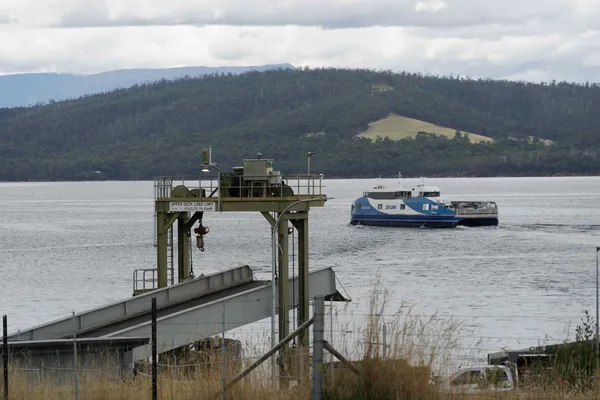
8,264,255,341
7,264,347,363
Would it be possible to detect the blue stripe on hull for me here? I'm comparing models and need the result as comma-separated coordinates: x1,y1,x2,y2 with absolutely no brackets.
350,214,458,228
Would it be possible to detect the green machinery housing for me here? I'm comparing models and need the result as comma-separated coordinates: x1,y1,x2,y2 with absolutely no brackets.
138,148,327,383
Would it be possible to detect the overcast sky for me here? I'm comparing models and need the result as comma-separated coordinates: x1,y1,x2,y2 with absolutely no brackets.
1,0,599,83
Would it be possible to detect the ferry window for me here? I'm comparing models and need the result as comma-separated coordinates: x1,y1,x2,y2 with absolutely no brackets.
377,204,383,210
368,192,395,200
400,204,405,210
422,204,429,211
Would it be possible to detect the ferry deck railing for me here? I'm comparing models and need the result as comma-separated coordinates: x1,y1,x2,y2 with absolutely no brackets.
451,201,498,216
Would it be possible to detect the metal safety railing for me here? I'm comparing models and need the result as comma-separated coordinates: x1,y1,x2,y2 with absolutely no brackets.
154,177,175,199
153,174,325,200
456,208,498,216
451,201,499,216
133,267,175,294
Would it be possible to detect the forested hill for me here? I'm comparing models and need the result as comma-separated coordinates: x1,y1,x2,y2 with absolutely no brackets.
1,67,600,181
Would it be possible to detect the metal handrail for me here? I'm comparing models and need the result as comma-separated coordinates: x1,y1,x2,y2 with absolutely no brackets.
154,174,324,200
133,267,175,293
457,209,498,216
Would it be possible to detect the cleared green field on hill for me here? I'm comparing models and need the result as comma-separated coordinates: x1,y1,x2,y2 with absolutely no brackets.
357,113,495,143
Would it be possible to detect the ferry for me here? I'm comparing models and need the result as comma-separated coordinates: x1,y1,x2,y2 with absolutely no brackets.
349,178,498,228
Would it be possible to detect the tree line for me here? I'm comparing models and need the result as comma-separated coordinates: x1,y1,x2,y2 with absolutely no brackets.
0,67,599,181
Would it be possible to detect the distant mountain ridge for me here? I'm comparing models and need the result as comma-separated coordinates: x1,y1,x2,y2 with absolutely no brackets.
0,63,295,108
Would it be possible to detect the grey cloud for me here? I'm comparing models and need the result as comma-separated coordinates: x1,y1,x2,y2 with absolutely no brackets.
392,57,599,84
389,34,600,84
408,22,569,40
60,15,203,28
59,0,112,27
0,13,12,24
4,0,600,85
54,0,582,30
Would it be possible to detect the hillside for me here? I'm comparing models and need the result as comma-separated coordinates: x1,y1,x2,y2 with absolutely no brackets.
0,67,599,181
0,63,294,108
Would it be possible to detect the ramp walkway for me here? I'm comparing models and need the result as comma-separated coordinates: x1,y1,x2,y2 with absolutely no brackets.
8,265,347,362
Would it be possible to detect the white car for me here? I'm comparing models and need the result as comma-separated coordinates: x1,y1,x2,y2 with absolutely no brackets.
438,365,515,394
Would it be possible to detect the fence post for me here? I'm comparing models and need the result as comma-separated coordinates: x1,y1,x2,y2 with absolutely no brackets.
72,311,79,400
382,323,387,360
330,300,334,383
3,315,8,400
311,296,325,400
221,302,226,400
151,297,157,400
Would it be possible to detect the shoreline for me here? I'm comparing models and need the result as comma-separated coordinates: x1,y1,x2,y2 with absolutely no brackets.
2,173,600,184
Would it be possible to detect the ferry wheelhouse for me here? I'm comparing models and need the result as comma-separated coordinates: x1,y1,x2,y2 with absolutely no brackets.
349,180,498,228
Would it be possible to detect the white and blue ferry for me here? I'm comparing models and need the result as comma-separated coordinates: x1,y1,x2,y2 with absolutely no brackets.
349,178,498,228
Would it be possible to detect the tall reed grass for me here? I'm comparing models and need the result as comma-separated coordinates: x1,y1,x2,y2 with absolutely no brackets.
2,272,598,399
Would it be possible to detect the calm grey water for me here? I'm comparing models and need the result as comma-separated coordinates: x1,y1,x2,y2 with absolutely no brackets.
1,177,599,365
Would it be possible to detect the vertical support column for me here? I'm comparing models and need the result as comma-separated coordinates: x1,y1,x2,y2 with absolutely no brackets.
151,297,157,400
3,314,8,400
177,212,190,282
296,213,310,384
311,296,325,400
277,213,290,384
297,214,310,346
156,211,169,289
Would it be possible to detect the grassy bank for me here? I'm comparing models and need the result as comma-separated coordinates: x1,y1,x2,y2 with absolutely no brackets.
2,273,598,399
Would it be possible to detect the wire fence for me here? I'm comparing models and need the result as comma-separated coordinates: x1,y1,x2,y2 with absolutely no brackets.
2,293,593,400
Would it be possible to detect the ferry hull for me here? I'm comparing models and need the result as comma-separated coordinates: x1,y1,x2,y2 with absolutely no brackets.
457,216,499,227
350,215,458,228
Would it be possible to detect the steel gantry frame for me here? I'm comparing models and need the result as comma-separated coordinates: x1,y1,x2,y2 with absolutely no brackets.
145,148,329,386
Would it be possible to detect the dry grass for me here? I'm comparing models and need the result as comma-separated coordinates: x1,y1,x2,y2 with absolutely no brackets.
356,113,495,144
2,272,597,399
4,358,309,400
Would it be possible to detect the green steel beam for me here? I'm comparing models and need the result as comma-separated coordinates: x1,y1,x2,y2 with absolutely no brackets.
177,213,190,282
277,213,290,384
261,211,276,227
184,211,203,231
156,212,168,289
291,215,310,347
156,211,182,289
157,196,326,213
291,214,310,383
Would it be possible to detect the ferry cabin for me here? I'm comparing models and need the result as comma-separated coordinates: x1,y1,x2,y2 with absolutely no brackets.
350,184,459,228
